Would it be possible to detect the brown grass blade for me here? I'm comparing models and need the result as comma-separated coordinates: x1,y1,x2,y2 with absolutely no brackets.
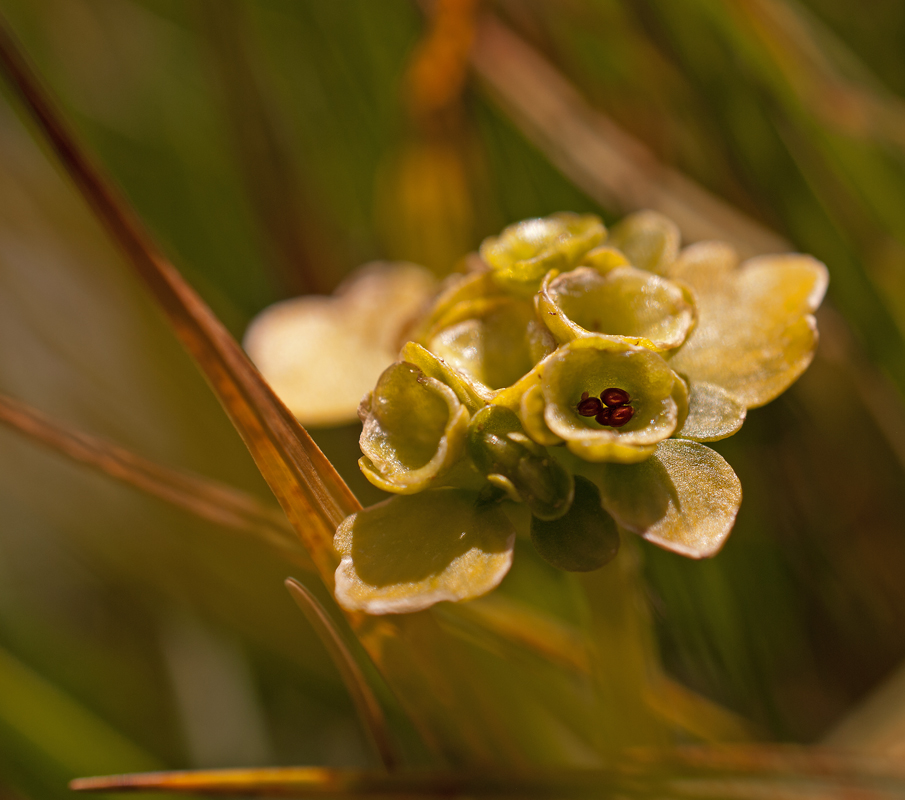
470,14,789,259
285,579,398,771
0,16,359,586
0,392,309,565
69,747,905,798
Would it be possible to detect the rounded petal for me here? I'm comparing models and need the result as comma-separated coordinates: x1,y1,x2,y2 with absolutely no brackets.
530,476,620,572
334,489,516,614
518,383,563,446
538,266,696,351
467,406,573,520
479,212,606,295
244,261,436,427
589,440,742,558
359,362,468,493
542,338,682,463
607,210,681,276
579,245,631,274
676,381,747,442
668,243,829,408
400,341,484,413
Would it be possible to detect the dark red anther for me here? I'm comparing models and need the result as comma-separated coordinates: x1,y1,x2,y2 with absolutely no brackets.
601,387,631,407
595,407,613,426
607,405,635,427
577,391,604,417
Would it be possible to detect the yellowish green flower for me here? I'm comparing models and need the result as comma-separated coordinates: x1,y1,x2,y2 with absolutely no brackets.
246,210,827,615
479,212,606,295
539,337,688,464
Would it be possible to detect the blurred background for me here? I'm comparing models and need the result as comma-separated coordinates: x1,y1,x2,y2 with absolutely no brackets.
1,1,905,797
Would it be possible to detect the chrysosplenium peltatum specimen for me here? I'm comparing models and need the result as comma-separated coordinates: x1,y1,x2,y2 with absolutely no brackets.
328,211,827,615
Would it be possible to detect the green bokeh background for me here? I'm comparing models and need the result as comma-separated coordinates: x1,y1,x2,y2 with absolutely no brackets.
2,1,905,797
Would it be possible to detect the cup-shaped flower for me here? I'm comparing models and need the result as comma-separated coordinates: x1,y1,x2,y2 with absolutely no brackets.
667,242,828,441
541,337,687,463
537,265,696,352
358,361,469,494
479,212,606,296
414,271,555,401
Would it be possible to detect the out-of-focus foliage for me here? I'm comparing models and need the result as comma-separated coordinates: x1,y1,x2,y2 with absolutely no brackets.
2,0,905,797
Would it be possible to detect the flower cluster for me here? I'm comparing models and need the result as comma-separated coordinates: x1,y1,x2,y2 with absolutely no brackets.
251,211,827,615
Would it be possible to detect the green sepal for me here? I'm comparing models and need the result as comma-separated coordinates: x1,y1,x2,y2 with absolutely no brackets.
530,476,620,572
467,406,574,521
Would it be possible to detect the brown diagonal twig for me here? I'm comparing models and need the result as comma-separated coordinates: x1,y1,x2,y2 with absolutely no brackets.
0,392,310,565
0,16,360,588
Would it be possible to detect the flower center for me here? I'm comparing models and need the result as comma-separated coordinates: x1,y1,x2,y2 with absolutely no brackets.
577,388,634,428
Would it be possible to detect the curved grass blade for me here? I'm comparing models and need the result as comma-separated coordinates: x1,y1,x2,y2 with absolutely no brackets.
0,19,599,766
0,17,359,586
0,645,161,780
70,746,905,798
470,15,789,260
0,392,309,565
285,579,398,771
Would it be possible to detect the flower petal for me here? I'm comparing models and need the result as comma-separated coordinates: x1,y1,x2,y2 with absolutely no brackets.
530,476,620,572
334,489,516,614
589,440,741,558
359,362,469,493
518,383,563,446
607,210,681,276
399,341,484,413
668,242,829,408
676,381,747,442
538,265,696,351
479,212,606,295
244,262,437,427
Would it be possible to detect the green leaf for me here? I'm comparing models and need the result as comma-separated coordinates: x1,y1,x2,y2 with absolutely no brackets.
588,439,741,558
334,489,516,614
530,476,619,571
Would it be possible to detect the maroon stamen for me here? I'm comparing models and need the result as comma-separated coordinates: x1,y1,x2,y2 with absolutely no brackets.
595,407,613,426
607,405,635,427
577,391,604,417
601,387,631,407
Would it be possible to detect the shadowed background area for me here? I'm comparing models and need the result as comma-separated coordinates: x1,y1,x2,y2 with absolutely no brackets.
2,1,905,797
